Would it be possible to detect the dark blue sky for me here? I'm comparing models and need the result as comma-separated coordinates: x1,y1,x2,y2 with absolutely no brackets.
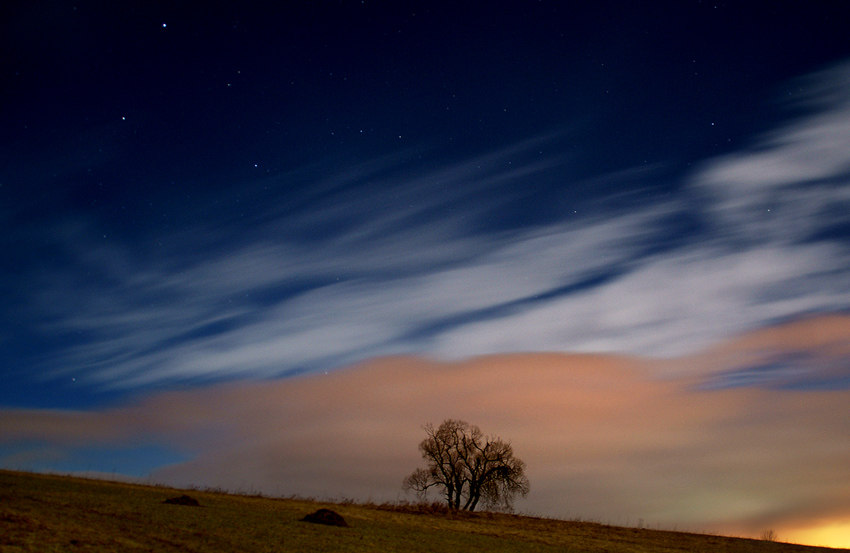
3,1,850,409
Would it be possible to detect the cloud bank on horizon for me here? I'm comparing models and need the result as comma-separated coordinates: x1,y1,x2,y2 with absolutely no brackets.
2,325,850,544
6,60,848,394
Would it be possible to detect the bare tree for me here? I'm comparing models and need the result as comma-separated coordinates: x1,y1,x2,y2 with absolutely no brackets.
402,419,529,511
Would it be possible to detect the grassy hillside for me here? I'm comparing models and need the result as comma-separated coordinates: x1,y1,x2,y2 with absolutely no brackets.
0,469,844,553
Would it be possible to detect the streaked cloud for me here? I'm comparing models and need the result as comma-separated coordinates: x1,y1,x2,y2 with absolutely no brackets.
5,61,849,395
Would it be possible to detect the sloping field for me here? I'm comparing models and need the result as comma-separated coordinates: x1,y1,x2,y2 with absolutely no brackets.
0,469,844,553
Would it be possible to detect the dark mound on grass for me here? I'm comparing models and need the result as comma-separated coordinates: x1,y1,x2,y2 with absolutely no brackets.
300,508,348,527
164,494,200,506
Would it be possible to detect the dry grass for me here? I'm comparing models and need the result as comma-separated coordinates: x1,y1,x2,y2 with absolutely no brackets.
0,469,844,553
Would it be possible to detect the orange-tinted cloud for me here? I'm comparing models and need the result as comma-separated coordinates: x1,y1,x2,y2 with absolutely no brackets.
2,317,850,545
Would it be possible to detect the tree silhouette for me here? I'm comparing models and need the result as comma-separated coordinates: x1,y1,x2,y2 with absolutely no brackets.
402,419,529,511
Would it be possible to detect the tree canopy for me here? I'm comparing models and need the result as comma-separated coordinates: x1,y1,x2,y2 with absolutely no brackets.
402,419,529,512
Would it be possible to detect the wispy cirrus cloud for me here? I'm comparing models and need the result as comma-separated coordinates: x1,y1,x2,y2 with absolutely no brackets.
8,61,850,391
429,61,850,363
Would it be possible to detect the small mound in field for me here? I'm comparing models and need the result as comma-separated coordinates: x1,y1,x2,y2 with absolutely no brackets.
300,508,348,527
163,494,200,506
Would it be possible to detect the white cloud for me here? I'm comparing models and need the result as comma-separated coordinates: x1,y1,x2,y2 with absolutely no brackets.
432,241,849,360
23,62,850,387
429,62,850,362
693,60,850,243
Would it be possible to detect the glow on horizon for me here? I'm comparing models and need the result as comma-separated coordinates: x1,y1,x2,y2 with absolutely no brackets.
784,521,850,549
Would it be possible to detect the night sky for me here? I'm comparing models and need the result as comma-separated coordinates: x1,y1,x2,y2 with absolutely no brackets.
2,1,850,547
